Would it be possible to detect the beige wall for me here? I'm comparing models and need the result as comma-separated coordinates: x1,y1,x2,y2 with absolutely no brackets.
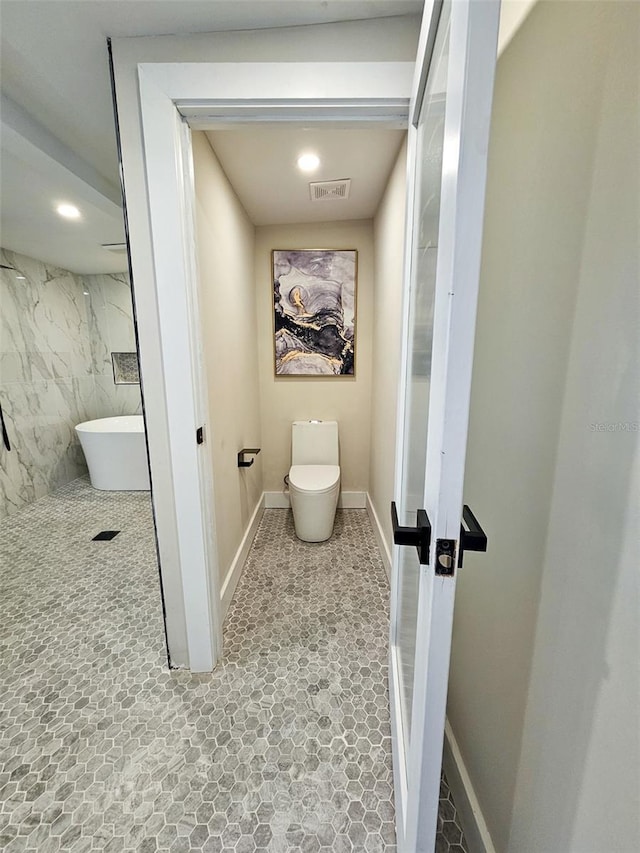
369,139,408,550
192,132,263,587
508,3,639,850
448,2,639,851
255,220,374,492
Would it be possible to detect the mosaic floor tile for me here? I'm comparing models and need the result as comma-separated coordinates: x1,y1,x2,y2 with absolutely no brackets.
435,776,468,853
0,478,467,852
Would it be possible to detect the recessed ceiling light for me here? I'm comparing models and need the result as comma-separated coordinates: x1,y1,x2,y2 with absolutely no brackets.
297,153,320,173
16,275,26,280
56,203,81,219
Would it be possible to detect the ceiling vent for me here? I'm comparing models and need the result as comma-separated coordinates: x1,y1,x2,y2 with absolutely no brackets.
309,179,351,202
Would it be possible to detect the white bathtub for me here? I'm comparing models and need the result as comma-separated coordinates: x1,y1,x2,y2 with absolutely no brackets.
75,415,150,491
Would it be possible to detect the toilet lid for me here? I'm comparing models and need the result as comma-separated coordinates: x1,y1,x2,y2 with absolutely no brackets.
289,465,340,492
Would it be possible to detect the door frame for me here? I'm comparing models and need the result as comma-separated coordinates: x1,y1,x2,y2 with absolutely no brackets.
129,60,414,670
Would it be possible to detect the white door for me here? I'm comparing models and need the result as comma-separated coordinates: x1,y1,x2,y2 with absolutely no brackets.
389,1,499,850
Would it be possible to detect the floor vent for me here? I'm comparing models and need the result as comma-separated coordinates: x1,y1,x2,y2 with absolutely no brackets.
92,530,120,541
309,179,351,201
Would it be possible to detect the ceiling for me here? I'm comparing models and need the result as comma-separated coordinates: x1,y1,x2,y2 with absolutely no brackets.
0,1,536,275
206,127,406,226
0,0,422,274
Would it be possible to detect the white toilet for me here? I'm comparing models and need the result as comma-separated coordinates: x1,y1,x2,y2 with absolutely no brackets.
289,420,340,543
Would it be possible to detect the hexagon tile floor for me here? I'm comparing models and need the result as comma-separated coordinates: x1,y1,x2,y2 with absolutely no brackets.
0,478,468,852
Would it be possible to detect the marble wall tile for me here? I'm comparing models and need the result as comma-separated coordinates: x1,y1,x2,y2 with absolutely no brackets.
0,250,93,383
0,379,90,516
93,375,143,419
84,271,141,417
84,272,138,376
0,250,141,519
0,351,29,384
83,273,110,376
74,376,99,425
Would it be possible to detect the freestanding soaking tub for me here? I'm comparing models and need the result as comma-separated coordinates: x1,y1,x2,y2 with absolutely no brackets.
75,415,150,491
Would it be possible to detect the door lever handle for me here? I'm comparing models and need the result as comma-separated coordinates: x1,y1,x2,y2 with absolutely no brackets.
458,505,487,566
391,501,431,565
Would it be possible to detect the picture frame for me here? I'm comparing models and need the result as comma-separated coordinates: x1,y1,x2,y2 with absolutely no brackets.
272,249,357,377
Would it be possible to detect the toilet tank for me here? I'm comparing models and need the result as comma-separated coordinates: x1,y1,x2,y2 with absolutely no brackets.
292,420,339,466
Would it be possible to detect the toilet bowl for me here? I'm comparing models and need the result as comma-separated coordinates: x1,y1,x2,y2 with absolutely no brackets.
289,421,340,542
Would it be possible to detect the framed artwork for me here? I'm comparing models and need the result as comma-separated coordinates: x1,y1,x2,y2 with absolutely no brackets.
272,249,357,376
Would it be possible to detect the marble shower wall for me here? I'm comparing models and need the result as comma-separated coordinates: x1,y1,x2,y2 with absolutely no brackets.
0,249,141,519
83,271,142,418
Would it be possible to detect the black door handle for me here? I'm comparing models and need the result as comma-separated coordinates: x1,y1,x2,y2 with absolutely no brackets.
391,500,485,570
458,505,487,566
391,501,432,565
0,403,11,452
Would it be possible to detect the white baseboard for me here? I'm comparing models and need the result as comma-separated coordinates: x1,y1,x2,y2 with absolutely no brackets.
263,491,290,508
220,494,265,619
263,490,367,509
339,491,366,509
443,719,496,853
366,494,392,580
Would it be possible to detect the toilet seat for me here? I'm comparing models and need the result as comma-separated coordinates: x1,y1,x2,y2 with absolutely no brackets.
289,464,340,494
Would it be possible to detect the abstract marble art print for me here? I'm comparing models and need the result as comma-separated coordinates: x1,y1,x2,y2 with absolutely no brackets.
273,249,357,376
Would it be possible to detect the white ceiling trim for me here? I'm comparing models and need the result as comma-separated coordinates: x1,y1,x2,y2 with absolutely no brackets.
180,99,409,128
140,61,415,101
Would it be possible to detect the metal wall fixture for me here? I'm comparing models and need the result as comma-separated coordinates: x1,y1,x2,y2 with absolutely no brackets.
238,448,261,468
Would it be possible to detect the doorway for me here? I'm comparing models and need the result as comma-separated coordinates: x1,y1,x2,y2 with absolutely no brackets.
112,1,500,844
112,55,414,672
